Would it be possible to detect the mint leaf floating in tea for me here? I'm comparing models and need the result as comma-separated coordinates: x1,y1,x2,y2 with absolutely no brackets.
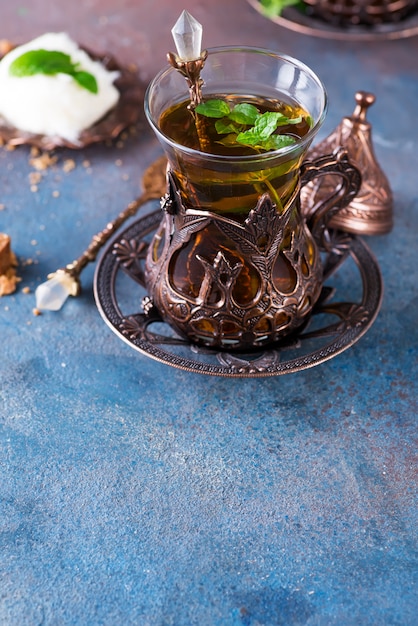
9,49,98,93
195,99,305,152
193,99,230,118
236,111,301,150
228,102,260,125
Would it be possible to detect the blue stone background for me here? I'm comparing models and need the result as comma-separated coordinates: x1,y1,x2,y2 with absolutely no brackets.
0,1,417,624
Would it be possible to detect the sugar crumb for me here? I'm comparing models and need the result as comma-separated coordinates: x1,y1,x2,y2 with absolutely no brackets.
30,152,58,171
29,172,42,185
63,159,76,173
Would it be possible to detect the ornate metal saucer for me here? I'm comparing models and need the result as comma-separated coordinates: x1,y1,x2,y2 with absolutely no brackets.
247,0,418,40
94,209,383,378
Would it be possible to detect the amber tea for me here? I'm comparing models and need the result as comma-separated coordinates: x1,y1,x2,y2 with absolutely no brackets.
159,94,313,218
148,93,316,308
159,95,312,155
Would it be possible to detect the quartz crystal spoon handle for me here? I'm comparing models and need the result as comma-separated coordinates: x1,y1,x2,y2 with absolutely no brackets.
35,156,167,311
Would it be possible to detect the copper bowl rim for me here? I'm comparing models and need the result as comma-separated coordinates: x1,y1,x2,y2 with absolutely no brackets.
246,0,418,41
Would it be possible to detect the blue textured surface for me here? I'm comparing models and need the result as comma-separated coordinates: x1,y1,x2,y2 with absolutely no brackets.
0,1,417,624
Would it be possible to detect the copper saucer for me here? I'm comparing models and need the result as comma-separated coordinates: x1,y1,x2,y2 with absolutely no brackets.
94,209,383,378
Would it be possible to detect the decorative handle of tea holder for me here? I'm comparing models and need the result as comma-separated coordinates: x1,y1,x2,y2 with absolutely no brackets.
300,147,362,251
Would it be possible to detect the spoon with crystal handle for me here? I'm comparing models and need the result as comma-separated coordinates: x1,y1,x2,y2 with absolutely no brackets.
35,156,167,311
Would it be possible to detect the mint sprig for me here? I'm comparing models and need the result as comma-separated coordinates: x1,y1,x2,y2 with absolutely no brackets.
195,99,304,152
9,49,98,94
259,0,303,18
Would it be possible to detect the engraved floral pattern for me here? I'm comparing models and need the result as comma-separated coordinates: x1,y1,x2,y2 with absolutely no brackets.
113,238,148,283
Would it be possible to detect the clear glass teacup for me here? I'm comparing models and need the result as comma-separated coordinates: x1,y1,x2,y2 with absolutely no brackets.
144,46,360,350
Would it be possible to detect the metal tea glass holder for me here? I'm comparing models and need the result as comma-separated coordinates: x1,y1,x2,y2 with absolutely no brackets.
93,198,382,377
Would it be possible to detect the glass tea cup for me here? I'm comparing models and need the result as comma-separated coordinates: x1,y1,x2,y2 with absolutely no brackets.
143,46,360,350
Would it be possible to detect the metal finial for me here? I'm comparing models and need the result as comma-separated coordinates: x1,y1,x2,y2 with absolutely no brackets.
352,91,375,122
171,10,203,62
167,11,208,109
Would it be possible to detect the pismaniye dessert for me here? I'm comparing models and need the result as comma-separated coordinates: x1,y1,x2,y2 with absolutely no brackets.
0,32,120,143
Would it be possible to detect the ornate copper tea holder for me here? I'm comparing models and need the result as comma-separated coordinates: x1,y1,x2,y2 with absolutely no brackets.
93,196,383,378
142,151,361,352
